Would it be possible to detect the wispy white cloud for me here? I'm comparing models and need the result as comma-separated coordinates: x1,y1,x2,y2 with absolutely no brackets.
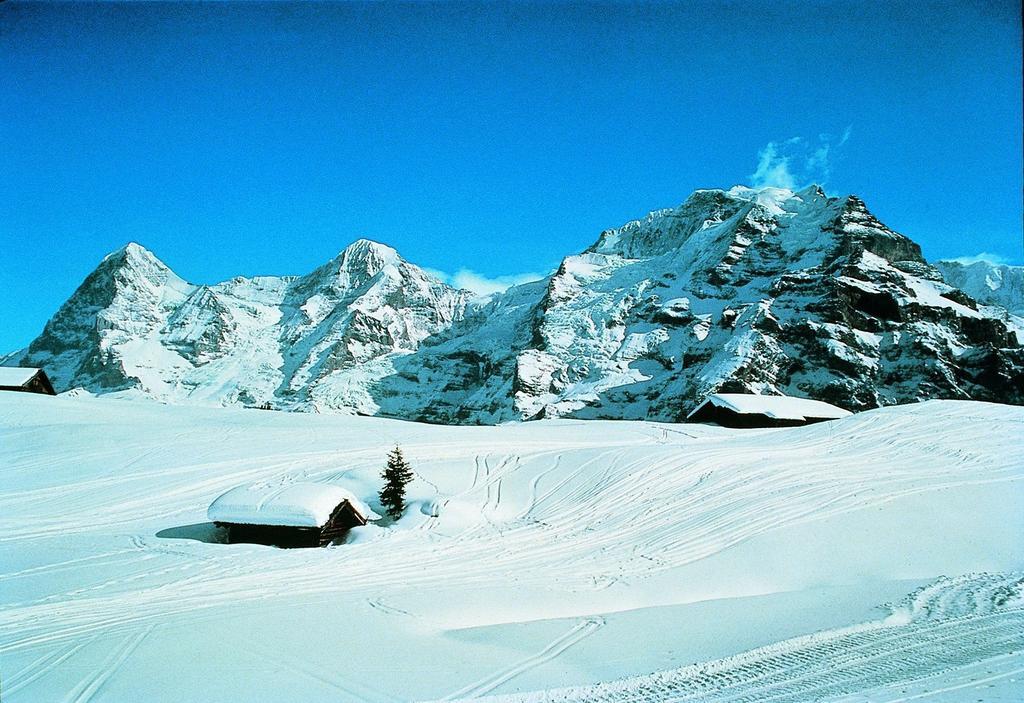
751,128,852,189
423,267,546,296
944,252,1012,266
451,269,546,295
751,140,798,190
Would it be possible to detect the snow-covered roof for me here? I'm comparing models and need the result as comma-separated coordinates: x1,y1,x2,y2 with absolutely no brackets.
207,482,379,528
0,367,43,387
688,393,852,422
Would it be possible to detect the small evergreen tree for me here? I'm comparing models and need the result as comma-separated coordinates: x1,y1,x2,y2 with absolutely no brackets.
379,446,414,520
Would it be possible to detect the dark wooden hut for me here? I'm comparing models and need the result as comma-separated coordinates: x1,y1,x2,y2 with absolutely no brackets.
207,483,379,548
0,367,56,396
686,393,851,428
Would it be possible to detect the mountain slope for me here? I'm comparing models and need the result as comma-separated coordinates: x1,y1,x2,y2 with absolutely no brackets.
376,186,1024,422
935,259,1024,315
6,240,471,412
5,186,1023,420
10,243,195,392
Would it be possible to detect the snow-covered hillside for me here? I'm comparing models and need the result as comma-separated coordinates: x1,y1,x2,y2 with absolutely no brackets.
0,394,1021,701
5,186,1023,420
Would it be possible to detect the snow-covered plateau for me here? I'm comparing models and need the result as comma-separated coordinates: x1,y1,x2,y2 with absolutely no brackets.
5,185,1023,421
1,393,1022,701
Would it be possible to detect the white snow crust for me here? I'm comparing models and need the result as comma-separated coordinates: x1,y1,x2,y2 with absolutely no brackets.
0,394,1021,702
0,367,40,387
207,482,377,527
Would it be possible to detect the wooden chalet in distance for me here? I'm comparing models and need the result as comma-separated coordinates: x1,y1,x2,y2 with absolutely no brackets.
0,367,56,396
687,392,851,429
207,482,379,548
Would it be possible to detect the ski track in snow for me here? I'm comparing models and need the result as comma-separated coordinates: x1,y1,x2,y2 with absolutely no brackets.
1,637,99,697
0,398,1022,701
442,618,606,700
64,626,155,703
459,574,1024,703
367,598,415,617
242,639,400,703
1,414,1020,649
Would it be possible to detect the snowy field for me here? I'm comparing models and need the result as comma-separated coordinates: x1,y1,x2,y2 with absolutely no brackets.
0,394,1022,702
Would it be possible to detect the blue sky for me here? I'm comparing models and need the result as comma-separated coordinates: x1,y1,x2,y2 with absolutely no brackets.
1,1,1021,353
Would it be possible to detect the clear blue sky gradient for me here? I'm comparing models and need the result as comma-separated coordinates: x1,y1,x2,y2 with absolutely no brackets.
2,1,1021,353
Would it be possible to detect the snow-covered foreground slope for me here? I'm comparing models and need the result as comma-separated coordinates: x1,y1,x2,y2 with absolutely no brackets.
0,395,1021,702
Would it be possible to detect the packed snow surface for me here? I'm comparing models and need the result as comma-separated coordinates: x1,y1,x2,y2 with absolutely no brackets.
0,394,1021,702
0,367,41,387
690,393,853,421
207,482,377,527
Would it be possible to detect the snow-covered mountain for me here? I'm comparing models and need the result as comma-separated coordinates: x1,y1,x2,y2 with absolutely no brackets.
379,185,1024,421
5,239,471,413
936,259,1024,314
5,186,1023,420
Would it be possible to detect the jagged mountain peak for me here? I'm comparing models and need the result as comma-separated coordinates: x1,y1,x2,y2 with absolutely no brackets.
108,240,156,260
584,185,933,277
292,238,452,302
722,185,794,210
80,242,195,310
293,240,395,296
58,243,184,306
587,184,842,259
695,183,830,211
95,241,172,276
337,238,401,271
95,240,176,278
10,242,193,392
7,186,1023,421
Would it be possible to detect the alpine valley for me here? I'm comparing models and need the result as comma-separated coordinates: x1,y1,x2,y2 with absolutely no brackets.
5,185,1023,422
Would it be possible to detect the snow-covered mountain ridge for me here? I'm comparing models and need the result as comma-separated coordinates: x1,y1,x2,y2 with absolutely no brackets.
935,258,1024,316
5,186,1023,420
4,239,472,414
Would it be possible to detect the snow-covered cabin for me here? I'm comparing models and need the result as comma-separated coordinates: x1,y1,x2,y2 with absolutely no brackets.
0,367,56,396
208,483,379,548
686,393,852,428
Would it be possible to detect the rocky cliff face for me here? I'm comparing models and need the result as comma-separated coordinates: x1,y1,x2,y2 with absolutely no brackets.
15,243,194,392
376,186,1023,422
6,186,1022,421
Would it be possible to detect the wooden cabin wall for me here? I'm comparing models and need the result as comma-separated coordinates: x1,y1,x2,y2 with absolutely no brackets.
687,405,807,429
215,500,368,549
319,503,367,546
29,374,57,395
0,373,57,396
223,523,322,548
